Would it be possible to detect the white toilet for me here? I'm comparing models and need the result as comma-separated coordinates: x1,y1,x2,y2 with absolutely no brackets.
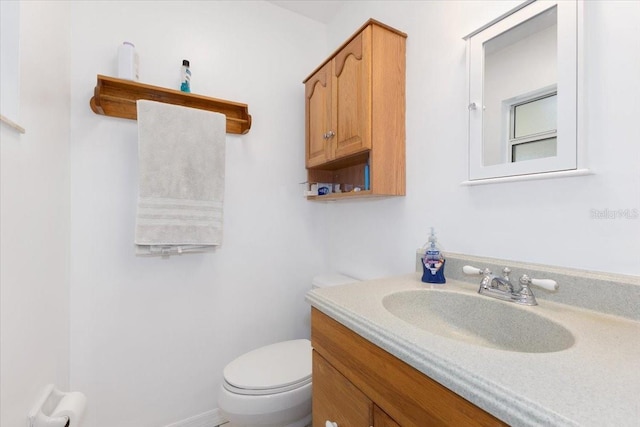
217,273,360,427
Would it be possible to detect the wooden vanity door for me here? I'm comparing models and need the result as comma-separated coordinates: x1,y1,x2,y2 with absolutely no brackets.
312,350,372,426
373,405,400,427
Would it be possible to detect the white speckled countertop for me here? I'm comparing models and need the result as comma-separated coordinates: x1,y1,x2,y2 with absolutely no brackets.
306,272,640,426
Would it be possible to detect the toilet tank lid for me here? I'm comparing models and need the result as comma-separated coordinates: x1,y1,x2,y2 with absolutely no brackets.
312,273,360,288
223,339,311,391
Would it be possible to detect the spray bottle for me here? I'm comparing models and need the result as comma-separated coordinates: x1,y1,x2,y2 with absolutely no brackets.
180,59,191,93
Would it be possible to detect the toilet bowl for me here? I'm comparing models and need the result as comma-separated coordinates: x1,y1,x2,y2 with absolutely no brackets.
217,273,360,427
218,339,312,427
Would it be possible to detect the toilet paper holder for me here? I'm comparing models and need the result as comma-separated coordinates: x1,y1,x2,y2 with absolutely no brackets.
27,384,87,427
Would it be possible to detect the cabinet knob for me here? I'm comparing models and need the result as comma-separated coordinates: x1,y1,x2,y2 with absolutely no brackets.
325,421,338,427
322,131,335,140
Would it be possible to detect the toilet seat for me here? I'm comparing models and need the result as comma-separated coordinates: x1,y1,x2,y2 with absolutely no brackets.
223,376,311,396
222,339,311,396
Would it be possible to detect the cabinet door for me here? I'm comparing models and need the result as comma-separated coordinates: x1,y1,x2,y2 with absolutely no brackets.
305,62,332,168
313,350,372,427
332,28,372,160
373,405,400,427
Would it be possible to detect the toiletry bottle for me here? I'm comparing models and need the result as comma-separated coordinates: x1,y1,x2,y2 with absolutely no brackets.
118,42,139,81
421,227,446,284
364,160,370,191
180,59,191,93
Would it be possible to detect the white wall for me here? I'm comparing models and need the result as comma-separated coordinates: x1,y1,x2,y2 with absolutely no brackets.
323,0,640,278
0,1,71,426
3,1,639,427
68,1,328,426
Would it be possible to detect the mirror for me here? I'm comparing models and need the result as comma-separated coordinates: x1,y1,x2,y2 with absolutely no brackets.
1,0,20,122
483,7,557,166
466,0,582,182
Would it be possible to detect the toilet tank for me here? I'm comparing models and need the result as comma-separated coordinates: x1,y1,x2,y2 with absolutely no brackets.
312,273,360,289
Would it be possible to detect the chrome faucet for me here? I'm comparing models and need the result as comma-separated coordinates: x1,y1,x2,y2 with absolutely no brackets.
463,265,558,306
480,267,513,293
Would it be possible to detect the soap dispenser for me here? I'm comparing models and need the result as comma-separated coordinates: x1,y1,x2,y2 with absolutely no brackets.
421,227,446,284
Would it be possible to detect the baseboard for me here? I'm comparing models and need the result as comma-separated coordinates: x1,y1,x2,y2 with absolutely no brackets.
163,408,228,427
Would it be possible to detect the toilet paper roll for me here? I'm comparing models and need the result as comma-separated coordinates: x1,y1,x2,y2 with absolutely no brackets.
50,392,87,426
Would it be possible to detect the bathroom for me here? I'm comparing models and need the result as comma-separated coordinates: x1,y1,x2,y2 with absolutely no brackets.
1,0,638,426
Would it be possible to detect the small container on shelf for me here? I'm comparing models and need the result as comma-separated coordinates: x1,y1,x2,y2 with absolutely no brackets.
118,41,139,81
180,59,191,93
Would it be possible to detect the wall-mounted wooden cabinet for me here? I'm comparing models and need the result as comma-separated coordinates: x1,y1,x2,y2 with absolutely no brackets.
311,308,508,426
303,19,406,200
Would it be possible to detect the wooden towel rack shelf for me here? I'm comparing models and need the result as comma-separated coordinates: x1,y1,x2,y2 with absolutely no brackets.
90,75,252,134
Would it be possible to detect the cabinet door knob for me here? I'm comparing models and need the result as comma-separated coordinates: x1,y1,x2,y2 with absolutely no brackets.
327,130,335,138
325,421,338,427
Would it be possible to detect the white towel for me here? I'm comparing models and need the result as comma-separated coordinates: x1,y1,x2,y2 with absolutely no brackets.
135,100,226,256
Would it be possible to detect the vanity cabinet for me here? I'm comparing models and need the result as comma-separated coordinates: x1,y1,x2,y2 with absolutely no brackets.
311,308,508,426
303,19,406,200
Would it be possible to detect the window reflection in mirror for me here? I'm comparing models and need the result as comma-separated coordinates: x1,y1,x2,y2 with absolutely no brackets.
511,93,557,162
482,6,557,166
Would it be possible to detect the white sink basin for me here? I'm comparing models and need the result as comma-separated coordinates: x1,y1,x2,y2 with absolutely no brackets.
382,290,574,353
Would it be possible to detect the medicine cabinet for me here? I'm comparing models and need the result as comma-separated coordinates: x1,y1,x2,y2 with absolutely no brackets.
465,0,584,183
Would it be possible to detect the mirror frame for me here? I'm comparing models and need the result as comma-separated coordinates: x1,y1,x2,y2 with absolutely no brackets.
464,0,584,183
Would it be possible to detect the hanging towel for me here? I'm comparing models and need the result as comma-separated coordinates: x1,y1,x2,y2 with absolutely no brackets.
135,100,226,256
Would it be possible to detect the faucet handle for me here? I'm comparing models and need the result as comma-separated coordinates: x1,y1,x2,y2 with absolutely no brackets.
464,265,493,290
463,265,484,275
520,274,559,291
